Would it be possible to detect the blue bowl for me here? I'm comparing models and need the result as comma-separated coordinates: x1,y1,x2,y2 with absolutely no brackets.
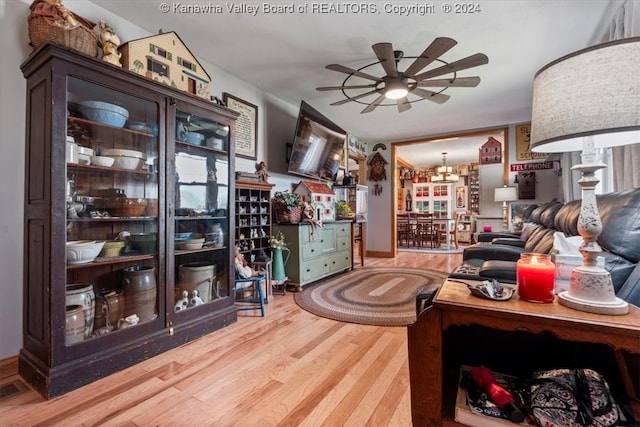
78,101,129,128
185,131,205,146
125,121,154,133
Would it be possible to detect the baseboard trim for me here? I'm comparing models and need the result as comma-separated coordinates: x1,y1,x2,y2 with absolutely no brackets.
0,355,19,379
366,250,395,258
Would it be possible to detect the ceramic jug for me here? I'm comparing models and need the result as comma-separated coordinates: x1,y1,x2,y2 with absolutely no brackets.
272,247,290,281
65,283,95,339
176,121,188,141
65,305,85,345
178,262,215,303
122,266,157,322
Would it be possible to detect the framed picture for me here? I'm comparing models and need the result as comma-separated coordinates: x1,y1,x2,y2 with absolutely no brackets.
223,93,257,160
455,186,466,208
515,123,548,161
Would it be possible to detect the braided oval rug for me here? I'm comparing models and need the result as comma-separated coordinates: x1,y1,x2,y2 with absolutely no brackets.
294,267,446,326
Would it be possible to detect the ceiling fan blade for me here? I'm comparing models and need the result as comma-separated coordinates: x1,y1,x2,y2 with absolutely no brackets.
361,94,386,113
404,37,457,76
372,42,398,77
330,89,380,106
397,97,411,112
414,53,489,80
417,76,481,88
411,88,451,104
326,64,381,82
316,84,376,91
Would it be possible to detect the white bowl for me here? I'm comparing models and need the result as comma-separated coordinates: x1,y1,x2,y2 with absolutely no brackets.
66,240,105,264
77,146,94,156
78,154,91,165
90,156,115,167
112,156,144,171
176,238,205,250
102,148,145,159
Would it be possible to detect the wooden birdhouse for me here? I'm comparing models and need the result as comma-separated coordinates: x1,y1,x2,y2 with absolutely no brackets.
119,30,211,99
294,181,336,222
479,137,503,164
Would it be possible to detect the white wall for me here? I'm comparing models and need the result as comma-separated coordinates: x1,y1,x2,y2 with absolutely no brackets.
0,0,31,360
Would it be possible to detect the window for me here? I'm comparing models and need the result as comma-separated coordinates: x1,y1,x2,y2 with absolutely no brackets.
147,58,169,78
175,153,228,212
178,58,197,72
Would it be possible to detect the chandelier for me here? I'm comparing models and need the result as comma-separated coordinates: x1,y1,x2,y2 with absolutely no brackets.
431,152,459,182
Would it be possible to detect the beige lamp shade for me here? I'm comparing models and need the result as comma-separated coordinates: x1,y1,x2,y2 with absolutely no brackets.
494,186,517,202
530,37,640,153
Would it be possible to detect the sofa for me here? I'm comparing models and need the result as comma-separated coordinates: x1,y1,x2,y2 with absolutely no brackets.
451,188,640,307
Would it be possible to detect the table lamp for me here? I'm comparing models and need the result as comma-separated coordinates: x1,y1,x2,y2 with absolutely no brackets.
530,37,640,315
494,186,517,229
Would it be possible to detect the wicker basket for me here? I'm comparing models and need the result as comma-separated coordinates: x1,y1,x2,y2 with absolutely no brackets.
273,206,302,224
28,13,98,58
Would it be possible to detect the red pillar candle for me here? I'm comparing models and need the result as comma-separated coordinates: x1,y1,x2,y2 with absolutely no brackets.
517,253,555,303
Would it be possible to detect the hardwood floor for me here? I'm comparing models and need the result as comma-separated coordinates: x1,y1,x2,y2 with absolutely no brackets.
1,251,462,426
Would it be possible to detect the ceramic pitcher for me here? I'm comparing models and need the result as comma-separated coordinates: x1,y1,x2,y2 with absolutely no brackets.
272,247,290,281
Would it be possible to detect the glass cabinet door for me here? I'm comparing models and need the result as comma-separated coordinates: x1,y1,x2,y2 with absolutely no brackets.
65,76,161,345
170,106,231,315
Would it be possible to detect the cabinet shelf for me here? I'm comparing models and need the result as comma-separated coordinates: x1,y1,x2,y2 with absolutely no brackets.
175,215,227,220
68,117,157,138
68,163,157,177
175,245,227,256
67,253,155,269
175,140,228,155
66,216,158,222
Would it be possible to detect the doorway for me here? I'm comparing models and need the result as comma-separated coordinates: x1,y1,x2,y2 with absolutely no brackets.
391,127,509,255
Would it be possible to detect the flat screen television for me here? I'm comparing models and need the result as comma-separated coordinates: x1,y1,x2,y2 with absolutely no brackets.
288,101,346,181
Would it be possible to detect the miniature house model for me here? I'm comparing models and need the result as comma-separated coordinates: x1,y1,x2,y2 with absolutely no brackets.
119,30,211,99
479,136,503,164
294,181,336,222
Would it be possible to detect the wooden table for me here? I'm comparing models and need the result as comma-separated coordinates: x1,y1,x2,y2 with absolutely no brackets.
407,279,640,427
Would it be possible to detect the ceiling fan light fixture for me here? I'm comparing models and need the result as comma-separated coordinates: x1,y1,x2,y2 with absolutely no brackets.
384,78,408,99
317,39,487,112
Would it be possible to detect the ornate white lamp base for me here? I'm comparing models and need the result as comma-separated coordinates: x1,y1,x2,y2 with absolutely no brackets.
558,136,629,316
558,265,629,315
501,202,508,229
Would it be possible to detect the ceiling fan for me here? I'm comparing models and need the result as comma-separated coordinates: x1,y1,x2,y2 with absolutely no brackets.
316,38,488,114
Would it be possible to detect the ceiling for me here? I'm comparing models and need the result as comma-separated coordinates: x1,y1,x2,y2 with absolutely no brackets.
90,0,614,164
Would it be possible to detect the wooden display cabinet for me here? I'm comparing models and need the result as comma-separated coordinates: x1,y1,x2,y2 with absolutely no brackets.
234,180,275,266
468,163,480,215
455,213,475,244
20,44,239,398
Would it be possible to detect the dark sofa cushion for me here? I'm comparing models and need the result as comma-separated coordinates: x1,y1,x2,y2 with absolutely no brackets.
597,189,640,263
459,188,640,305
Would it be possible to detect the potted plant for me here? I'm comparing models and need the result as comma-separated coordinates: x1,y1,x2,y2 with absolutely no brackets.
336,200,355,220
271,190,304,224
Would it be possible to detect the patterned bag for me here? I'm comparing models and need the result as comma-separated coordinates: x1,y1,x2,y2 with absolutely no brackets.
530,368,619,427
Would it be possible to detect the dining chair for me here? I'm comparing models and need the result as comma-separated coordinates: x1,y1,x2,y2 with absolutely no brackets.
416,214,438,249
397,217,412,247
